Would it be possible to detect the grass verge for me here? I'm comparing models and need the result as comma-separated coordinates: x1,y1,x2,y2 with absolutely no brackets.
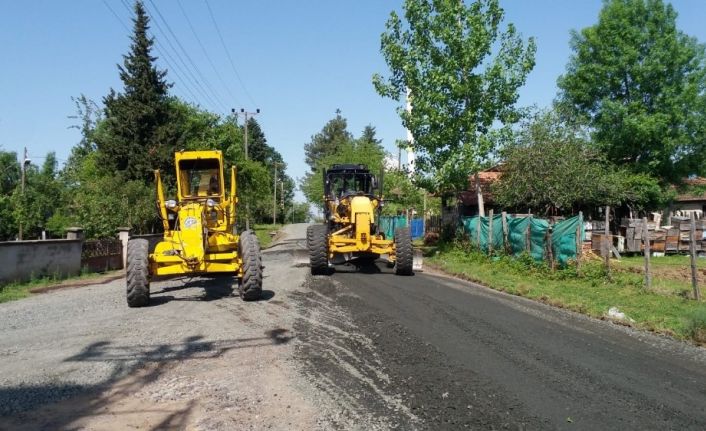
252,224,283,248
0,270,122,304
427,241,706,344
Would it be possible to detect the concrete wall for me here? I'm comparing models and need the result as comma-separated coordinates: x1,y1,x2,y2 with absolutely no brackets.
0,239,83,285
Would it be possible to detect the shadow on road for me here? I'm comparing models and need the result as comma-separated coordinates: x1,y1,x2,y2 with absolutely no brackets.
148,277,275,305
0,329,294,429
329,259,407,276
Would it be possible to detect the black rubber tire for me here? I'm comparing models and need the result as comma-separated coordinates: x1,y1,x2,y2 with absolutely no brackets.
394,227,413,276
307,224,329,275
126,238,150,307
238,230,263,301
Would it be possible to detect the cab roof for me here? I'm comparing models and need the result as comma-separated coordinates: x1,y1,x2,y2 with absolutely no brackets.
326,164,370,175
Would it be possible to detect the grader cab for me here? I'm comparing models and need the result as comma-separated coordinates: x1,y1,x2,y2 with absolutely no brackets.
306,164,413,275
126,150,262,307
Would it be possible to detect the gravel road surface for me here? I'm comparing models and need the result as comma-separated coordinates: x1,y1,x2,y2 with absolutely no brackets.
0,224,326,430
1,223,705,430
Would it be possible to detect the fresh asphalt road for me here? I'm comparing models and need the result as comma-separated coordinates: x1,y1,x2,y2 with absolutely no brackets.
297,255,706,430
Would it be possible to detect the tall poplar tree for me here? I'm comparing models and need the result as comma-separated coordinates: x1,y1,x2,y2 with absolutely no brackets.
374,0,536,190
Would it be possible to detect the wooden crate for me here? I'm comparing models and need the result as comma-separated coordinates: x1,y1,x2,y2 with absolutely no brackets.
651,240,666,252
666,236,679,251
622,218,657,229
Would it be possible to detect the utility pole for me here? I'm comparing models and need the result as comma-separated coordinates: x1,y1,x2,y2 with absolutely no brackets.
232,108,260,231
19,147,28,241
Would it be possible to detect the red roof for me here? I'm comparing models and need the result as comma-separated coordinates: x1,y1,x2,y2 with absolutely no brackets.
464,165,503,205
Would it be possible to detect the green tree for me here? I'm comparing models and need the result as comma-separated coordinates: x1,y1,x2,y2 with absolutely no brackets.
236,159,272,226
289,202,311,223
11,153,64,239
373,0,536,190
303,110,353,171
359,125,383,148
0,150,20,196
381,169,434,216
244,117,296,216
557,0,706,182
246,117,272,164
301,138,386,207
492,111,666,214
0,150,20,240
52,151,156,238
95,0,174,183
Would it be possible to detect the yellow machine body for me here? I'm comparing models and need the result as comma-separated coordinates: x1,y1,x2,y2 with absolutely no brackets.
150,150,242,276
327,195,395,258
320,163,397,263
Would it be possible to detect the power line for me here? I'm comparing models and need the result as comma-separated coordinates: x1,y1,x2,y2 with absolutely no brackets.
175,0,240,106
203,0,257,106
145,0,223,109
102,0,130,32
146,0,229,113
111,0,204,106
136,0,224,110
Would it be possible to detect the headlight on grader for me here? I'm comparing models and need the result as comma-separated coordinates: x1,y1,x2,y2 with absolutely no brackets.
165,199,177,209
207,198,216,207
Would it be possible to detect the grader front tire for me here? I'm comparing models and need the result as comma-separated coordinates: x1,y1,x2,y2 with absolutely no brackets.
307,224,329,275
394,227,413,276
126,239,150,307
239,231,263,301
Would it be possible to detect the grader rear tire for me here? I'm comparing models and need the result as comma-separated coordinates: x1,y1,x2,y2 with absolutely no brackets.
126,239,150,307
239,231,263,301
307,224,329,275
394,227,413,276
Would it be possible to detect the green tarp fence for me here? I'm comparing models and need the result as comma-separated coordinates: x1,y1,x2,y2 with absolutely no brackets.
460,214,583,267
379,216,408,240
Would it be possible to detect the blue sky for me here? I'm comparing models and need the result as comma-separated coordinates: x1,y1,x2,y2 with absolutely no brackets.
1,1,705,201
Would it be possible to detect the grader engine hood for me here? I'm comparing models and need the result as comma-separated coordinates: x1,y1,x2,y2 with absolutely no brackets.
177,202,207,265
350,196,375,246
349,196,375,224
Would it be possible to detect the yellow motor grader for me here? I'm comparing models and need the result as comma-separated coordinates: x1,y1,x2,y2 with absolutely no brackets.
126,150,262,307
307,164,413,275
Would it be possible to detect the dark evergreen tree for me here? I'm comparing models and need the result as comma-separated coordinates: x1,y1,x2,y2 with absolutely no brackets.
246,117,270,164
96,0,174,183
304,109,353,171
359,124,382,146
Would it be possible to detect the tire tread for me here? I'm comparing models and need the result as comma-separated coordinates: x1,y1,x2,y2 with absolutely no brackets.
126,238,150,307
307,225,329,275
394,227,413,276
239,230,263,301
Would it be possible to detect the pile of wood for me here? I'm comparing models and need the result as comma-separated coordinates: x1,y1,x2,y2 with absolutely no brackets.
622,218,662,252
667,217,705,252
620,217,705,254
